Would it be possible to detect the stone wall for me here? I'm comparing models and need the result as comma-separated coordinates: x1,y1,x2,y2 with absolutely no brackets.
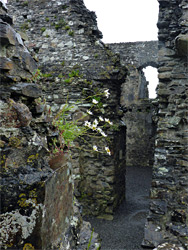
109,41,158,167
109,41,158,67
8,0,127,219
2,0,188,249
0,2,101,249
143,0,188,248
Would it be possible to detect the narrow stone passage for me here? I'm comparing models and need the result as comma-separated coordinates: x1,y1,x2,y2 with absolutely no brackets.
85,166,153,250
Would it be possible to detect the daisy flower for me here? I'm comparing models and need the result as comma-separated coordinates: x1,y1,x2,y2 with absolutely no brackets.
93,119,99,126
91,125,97,131
105,118,113,125
84,121,91,128
105,146,111,155
104,89,110,98
92,99,98,104
93,145,98,151
87,110,93,115
101,131,107,137
99,116,104,122
97,127,102,133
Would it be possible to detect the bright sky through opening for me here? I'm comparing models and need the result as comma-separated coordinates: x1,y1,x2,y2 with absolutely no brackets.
84,0,159,43
143,67,158,99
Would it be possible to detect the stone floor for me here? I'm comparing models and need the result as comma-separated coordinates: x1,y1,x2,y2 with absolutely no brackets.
85,165,153,250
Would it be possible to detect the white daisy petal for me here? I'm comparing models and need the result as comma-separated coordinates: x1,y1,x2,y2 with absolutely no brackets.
97,128,102,133
93,119,99,125
99,116,104,122
105,146,111,155
92,99,98,104
93,145,98,151
92,125,97,130
104,89,110,98
105,118,113,125
87,110,93,115
101,132,107,137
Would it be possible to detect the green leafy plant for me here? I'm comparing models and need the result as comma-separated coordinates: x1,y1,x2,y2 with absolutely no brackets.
20,22,29,31
28,70,114,158
57,70,82,83
64,78,72,83
64,25,70,30
22,1,28,6
50,88,113,157
58,73,64,79
55,19,66,30
43,73,52,78
87,228,94,250
41,27,46,33
86,228,100,250
35,97,46,105
68,70,80,78
68,30,74,37
29,69,52,83
30,69,43,83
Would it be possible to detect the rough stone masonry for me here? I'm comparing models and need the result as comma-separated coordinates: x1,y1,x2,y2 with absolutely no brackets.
8,0,127,220
109,41,158,168
1,0,128,248
1,0,188,249
0,1,100,249
143,0,188,249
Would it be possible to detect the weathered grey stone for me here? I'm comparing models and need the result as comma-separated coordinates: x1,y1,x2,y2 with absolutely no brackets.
41,161,73,249
11,100,32,127
2,0,187,249
109,41,158,167
0,16,37,81
97,214,114,221
142,221,166,248
158,72,172,80
8,0,127,219
0,21,17,45
175,34,188,57
0,3,81,249
10,83,42,98
143,1,188,249
0,57,14,70
154,243,185,250
167,116,182,128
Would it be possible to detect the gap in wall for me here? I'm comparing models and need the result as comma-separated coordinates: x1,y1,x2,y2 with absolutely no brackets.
143,66,158,99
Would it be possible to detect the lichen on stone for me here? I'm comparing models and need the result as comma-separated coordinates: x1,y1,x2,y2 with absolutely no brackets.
0,201,43,248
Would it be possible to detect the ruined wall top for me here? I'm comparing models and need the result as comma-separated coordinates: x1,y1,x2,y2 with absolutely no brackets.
108,41,158,69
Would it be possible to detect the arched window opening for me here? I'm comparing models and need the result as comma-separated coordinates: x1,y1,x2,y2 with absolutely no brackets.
143,66,158,99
